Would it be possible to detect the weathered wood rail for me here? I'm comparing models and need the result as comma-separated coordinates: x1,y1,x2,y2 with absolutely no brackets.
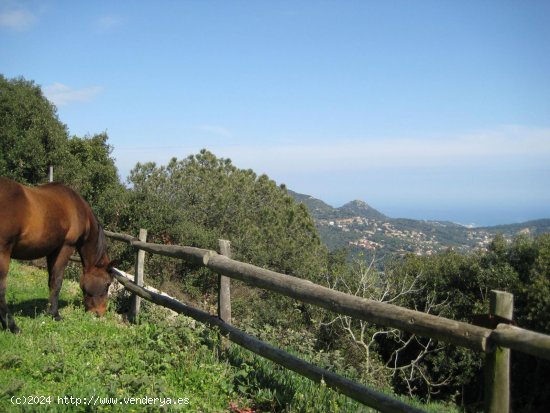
111,267,422,413
103,229,550,413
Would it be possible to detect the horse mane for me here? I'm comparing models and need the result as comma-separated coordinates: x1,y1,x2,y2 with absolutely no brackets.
95,221,108,266
89,211,108,267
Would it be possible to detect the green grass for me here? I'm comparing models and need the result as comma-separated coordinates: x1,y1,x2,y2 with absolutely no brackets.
1,262,457,412
1,262,244,412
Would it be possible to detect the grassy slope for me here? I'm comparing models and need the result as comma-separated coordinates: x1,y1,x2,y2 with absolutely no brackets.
1,262,456,413
0,262,246,412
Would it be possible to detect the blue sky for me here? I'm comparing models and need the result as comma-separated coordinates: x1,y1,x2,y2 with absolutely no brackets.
1,1,549,225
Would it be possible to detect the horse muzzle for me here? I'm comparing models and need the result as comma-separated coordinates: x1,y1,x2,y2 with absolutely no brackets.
83,295,108,317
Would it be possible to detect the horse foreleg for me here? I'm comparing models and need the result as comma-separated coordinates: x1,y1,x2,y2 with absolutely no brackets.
0,252,19,333
46,246,74,321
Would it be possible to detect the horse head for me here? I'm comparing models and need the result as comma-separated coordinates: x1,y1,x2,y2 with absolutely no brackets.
80,261,116,316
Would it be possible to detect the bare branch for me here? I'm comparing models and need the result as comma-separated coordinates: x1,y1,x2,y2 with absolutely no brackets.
322,260,451,398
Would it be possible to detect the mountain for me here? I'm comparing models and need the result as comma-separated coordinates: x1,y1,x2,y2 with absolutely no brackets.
287,190,386,221
339,200,388,221
289,190,550,257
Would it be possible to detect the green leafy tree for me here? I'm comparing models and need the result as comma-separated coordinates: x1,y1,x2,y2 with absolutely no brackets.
127,149,324,278
0,74,127,227
371,235,549,411
501,234,550,412
381,249,518,407
125,150,327,327
520,235,550,332
64,133,118,203
63,133,128,226
0,75,70,183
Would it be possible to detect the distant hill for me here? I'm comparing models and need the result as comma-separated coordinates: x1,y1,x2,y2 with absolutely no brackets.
289,190,550,257
339,200,388,221
287,190,386,221
479,219,550,237
288,190,336,218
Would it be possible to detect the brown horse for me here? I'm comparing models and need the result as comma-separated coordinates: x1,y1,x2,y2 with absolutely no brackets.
0,177,115,333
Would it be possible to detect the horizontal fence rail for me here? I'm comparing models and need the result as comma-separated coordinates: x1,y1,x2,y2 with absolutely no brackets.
104,230,550,359
491,325,550,360
111,268,424,413
106,231,214,266
103,230,550,413
205,254,491,352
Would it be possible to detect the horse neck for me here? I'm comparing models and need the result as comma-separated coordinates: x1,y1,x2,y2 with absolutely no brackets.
79,215,108,270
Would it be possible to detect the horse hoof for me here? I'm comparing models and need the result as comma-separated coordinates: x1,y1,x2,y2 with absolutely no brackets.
54,314,63,322
10,325,21,334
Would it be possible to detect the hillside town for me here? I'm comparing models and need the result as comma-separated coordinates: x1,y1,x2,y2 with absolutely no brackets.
292,190,549,258
318,216,500,256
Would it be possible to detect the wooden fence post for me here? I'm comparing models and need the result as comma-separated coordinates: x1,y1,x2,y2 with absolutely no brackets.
130,228,147,323
485,290,513,413
218,239,232,351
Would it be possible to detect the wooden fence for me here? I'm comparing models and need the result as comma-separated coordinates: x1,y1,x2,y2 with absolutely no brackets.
103,229,550,413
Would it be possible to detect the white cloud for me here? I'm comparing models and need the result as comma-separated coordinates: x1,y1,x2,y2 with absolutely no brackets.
43,83,103,107
111,125,550,189
213,125,550,174
0,9,36,31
